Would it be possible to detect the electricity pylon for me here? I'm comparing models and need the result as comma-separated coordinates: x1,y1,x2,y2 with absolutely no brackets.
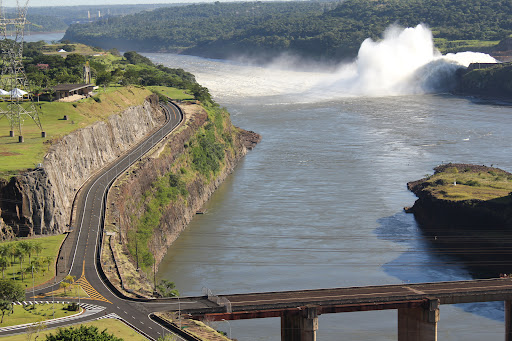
0,0,44,142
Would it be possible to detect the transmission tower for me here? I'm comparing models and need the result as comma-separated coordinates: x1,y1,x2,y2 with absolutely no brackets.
0,0,44,143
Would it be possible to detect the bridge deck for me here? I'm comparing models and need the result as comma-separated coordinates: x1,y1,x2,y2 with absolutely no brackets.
183,278,512,320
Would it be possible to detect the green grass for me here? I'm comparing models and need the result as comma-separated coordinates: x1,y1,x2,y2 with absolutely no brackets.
0,234,66,288
0,303,79,328
0,318,148,341
148,86,194,101
0,86,152,178
434,38,500,54
422,166,512,202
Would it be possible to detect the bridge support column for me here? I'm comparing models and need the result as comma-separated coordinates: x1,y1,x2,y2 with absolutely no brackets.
281,306,318,341
398,299,439,341
505,300,512,341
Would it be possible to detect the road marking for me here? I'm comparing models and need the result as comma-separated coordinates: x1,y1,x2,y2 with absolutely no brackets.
74,260,112,304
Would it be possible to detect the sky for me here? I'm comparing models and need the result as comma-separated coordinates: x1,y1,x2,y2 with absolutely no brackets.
24,0,248,7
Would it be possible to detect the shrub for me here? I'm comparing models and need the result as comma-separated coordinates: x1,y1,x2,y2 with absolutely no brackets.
464,180,481,187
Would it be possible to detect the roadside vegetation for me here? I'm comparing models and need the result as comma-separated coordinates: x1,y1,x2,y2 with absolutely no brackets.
63,0,512,62
419,164,512,202
0,319,151,341
0,235,65,288
126,101,235,285
0,302,78,327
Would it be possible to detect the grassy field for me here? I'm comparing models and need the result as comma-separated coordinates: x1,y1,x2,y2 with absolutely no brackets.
42,43,105,56
0,303,78,328
0,86,152,178
148,86,194,101
0,234,66,289
0,318,149,341
420,165,512,202
434,38,500,54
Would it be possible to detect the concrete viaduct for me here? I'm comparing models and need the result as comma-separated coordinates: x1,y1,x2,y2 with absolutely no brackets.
176,278,512,341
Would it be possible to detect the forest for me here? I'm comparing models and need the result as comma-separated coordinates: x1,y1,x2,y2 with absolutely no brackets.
62,0,512,63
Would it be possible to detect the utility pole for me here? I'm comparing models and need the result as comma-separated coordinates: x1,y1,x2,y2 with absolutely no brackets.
0,0,45,142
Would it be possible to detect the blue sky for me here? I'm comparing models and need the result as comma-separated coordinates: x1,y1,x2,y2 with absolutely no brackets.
26,0,240,7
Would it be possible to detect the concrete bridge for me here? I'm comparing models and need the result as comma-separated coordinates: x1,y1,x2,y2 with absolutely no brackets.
177,278,512,341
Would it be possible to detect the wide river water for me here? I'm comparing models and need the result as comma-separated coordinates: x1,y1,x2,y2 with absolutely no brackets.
144,52,512,340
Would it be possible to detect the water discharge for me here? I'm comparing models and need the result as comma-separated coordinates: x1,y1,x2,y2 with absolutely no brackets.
145,24,511,341
190,24,496,101
321,24,496,97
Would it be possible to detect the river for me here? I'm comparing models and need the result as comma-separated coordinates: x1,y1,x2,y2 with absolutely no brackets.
142,51,512,341
21,27,512,340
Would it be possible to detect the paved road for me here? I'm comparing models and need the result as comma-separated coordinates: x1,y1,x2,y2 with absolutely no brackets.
0,102,213,340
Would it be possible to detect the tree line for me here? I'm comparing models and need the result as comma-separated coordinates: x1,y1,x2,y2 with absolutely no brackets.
63,0,512,62
20,42,211,102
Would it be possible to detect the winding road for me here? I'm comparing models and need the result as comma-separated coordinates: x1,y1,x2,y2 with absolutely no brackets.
0,102,212,340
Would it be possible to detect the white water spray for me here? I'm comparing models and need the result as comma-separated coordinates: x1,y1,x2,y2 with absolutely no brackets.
318,24,497,97
180,24,497,101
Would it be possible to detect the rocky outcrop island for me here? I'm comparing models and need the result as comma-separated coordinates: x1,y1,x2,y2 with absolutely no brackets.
407,163,512,229
407,163,512,276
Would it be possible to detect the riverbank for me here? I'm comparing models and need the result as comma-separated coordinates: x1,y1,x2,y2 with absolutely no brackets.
102,100,260,297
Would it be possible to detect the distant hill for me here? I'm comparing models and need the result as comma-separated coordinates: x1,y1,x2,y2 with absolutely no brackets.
63,0,512,63
19,4,188,33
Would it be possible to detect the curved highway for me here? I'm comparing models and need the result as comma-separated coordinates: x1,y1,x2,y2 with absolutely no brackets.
0,102,211,340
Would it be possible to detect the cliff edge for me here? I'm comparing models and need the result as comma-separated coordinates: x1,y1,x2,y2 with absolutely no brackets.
0,94,164,238
407,163,512,230
102,101,260,297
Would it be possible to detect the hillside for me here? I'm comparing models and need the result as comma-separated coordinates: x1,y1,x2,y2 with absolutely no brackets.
63,0,512,63
455,62,512,99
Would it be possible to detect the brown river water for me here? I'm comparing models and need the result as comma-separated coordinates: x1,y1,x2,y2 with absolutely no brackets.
144,51,512,341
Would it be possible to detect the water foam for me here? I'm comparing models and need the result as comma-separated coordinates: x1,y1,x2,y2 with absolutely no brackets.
318,24,497,97
189,24,497,101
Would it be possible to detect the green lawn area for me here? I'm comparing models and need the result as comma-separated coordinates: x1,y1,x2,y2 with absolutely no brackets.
434,38,500,54
0,303,79,328
0,234,66,289
422,165,512,202
149,86,195,101
0,86,152,178
0,318,148,341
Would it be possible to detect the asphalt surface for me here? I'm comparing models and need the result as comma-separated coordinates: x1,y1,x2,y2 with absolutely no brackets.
0,102,212,340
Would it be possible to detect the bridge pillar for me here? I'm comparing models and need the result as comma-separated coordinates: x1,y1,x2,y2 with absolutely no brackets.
505,300,512,341
398,299,439,341
281,306,318,341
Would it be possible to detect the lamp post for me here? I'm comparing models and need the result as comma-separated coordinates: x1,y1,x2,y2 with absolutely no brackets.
31,265,35,309
221,319,231,340
52,271,55,318
177,296,181,329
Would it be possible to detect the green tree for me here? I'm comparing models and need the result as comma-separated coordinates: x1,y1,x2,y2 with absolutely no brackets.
0,258,7,279
14,244,25,280
44,325,123,341
0,279,25,323
157,279,179,298
96,71,112,87
64,53,85,68
19,241,34,264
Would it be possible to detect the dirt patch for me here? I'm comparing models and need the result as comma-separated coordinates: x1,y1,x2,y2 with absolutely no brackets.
0,152,21,156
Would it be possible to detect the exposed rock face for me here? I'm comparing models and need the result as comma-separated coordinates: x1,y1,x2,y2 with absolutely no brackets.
105,103,260,296
407,164,512,230
407,164,512,277
0,95,163,239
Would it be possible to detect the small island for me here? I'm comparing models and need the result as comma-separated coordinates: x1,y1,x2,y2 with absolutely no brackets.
406,163,512,277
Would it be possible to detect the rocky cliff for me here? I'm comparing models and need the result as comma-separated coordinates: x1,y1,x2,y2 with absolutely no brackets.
103,102,260,297
0,95,163,239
